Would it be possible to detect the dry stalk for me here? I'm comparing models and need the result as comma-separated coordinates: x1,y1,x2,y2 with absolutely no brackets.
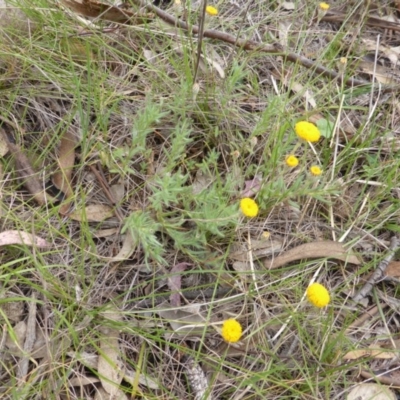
352,236,400,303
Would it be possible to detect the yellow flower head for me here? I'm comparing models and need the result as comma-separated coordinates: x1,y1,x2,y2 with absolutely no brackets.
319,2,330,11
240,198,259,218
205,5,218,16
221,319,242,343
295,121,321,143
306,283,330,308
310,165,322,176
285,154,299,168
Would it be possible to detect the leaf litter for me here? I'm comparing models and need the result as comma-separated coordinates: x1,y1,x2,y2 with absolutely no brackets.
2,0,400,398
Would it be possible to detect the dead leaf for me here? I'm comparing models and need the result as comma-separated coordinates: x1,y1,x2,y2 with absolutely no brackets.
52,129,77,215
110,183,125,203
358,60,399,85
347,383,396,400
280,1,295,10
168,262,191,307
5,321,26,356
343,345,396,360
61,0,153,24
69,204,114,222
68,350,159,389
0,230,50,248
241,177,262,198
0,132,9,156
93,227,119,238
263,241,360,269
154,304,205,336
385,261,400,278
98,309,124,398
111,232,136,261
6,140,56,205
290,82,317,108
192,169,214,195
68,376,100,387
230,237,284,262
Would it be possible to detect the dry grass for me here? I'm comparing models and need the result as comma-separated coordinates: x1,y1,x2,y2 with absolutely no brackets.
0,0,400,399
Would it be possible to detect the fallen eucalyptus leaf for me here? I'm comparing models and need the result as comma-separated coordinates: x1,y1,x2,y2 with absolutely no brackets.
0,230,50,248
263,241,360,269
69,204,114,222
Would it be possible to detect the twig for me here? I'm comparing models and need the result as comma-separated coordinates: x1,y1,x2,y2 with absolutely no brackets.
352,236,399,303
129,0,383,89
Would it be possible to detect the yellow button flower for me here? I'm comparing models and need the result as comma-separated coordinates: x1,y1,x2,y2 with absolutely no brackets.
240,198,259,218
319,2,330,11
306,283,330,308
221,319,242,343
205,5,218,16
285,155,299,168
310,165,322,176
295,121,321,143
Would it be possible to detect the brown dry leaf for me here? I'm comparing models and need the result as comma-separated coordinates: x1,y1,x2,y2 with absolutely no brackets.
230,237,284,262
6,141,57,205
111,232,136,261
69,204,114,222
98,309,124,398
280,1,295,10
200,52,225,79
110,183,125,203
5,321,26,356
263,241,360,269
358,60,399,84
0,230,50,248
61,0,153,24
52,129,77,215
93,227,119,238
68,376,100,387
385,261,400,278
290,82,317,108
0,131,9,156
192,169,214,195
154,304,205,337
168,262,191,307
347,383,396,400
68,350,159,389
343,344,396,360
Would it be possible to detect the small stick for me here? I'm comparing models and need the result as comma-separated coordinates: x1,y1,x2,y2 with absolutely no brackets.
352,236,399,303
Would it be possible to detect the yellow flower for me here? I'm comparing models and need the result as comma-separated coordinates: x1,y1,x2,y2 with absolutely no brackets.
205,5,218,16
240,198,259,218
285,154,299,168
295,121,321,143
310,165,322,176
319,2,330,11
306,283,330,308
221,319,242,343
